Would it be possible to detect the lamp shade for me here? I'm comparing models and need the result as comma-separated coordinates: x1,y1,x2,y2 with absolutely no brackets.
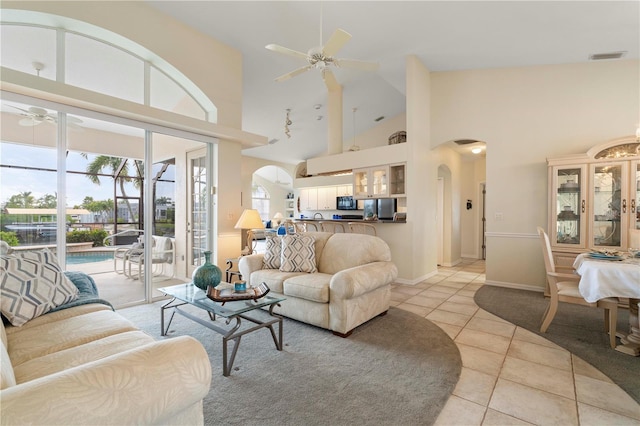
234,209,265,229
273,212,284,220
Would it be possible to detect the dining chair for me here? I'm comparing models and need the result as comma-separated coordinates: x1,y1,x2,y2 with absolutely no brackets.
319,221,346,233
537,227,618,348
301,221,320,232
348,222,377,236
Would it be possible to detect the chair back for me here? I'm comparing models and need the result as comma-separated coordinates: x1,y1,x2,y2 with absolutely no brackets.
348,222,377,236
319,221,346,233
302,221,320,232
537,226,556,274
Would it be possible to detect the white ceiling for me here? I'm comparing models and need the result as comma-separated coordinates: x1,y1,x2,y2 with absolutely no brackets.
146,1,639,166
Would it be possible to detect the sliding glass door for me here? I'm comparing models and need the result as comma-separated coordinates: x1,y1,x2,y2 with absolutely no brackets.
0,97,215,308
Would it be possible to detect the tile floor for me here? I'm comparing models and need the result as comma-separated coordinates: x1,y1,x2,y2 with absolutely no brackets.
390,258,640,425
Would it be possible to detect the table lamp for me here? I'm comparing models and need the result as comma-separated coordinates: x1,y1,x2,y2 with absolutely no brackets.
273,212,284,227
234,209,265,255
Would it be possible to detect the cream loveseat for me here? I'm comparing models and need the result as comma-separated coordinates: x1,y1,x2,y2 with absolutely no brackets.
0,261,211,425
239,231,398,337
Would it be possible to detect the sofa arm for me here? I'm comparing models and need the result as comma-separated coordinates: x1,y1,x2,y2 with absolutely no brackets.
238,254,264,282
330,261,398,299
0,336,211,425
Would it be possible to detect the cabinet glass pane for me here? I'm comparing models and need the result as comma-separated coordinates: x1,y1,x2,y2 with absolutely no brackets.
592,165,622,247
371,169,387,196
389,165,405,195
556,168,581,245
354,170,368,196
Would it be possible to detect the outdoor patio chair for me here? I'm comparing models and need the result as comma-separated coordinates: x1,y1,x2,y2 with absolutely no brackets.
127,236,175,281
104,230,144,275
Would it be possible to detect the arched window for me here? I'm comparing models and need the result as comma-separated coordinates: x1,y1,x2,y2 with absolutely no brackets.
0,20,216,122
252,185,270,221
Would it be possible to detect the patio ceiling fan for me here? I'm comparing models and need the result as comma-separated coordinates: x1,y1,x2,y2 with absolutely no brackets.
265,14,379,90
9,105,83,128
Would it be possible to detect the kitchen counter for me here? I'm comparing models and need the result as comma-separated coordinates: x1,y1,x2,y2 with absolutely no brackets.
295,218,405,224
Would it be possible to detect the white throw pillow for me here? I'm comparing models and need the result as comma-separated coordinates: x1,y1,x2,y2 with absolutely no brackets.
0,249,79,326
280,234,317,273
263,234,282,269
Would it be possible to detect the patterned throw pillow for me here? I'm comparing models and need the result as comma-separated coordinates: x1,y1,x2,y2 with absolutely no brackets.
263,234,282,269
0,249,79,326
280,234,317,273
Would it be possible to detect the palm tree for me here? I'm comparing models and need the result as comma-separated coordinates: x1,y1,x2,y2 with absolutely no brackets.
81,155,144,223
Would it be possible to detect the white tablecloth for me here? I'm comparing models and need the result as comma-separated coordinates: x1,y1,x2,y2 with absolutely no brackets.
573,253,640,303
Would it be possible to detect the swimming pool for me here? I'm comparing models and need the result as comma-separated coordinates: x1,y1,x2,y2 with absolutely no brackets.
66,252,114,265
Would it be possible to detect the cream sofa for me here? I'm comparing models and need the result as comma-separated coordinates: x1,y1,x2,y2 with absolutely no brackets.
0,272,211,425
239,231,398,337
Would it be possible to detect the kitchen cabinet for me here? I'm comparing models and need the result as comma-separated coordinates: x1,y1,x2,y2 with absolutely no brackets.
336,185,352,197
353,166,389,199
317,186,337,210
547,136,640,266
389,163,406,197
299,188,318,211
353,163,406,199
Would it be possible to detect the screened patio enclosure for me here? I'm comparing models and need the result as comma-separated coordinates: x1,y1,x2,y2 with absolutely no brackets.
0,98,214,308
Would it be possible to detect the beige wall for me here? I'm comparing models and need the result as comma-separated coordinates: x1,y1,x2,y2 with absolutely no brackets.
431,60,640,289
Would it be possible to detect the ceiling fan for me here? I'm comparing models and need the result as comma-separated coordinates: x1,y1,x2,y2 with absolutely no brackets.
9,105,83,128
265,26,379,90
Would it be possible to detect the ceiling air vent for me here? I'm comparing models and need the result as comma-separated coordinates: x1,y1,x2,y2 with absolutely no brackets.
454,139,479,145
589,51,626,61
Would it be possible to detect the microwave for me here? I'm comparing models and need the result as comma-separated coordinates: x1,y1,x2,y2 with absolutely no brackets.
336,196,357,210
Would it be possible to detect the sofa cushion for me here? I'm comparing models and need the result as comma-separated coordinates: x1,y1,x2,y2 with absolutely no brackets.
13,330,155,384
283,273,332,303
249,269,306,293
263,234,282,269
7,307,138,366
318,233,392,274
1,249,79,326
280,234,317,273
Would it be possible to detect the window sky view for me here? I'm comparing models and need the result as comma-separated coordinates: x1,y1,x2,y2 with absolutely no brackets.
1,142,174,208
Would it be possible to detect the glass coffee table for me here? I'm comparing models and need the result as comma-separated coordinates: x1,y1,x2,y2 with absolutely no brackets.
158,283,285,376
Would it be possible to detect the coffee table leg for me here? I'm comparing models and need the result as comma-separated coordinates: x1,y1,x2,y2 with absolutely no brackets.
222,317,243,376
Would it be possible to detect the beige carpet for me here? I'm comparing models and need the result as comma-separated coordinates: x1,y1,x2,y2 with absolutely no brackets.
119,303,462,426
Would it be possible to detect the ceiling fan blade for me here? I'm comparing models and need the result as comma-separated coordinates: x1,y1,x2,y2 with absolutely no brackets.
322,69,340,91
7,105,32,115
275,65,313,82
322,29,351,57
18,117,40,126
68,115,83,125
334,58,379,72
265,44,308,60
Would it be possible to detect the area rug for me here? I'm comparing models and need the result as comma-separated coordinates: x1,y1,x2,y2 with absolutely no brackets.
475,285,639,403
118,302,461,426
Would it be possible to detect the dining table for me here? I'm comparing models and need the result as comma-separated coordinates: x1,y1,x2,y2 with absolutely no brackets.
573,252,640,356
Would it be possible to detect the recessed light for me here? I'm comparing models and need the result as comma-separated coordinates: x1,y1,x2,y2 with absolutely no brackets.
314,104,322,110
374,116,385,122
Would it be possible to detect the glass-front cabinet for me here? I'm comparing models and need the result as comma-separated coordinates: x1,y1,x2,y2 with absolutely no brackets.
547,136,640,264
590,162,629,248
551,165,586,248
353,166,389,198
